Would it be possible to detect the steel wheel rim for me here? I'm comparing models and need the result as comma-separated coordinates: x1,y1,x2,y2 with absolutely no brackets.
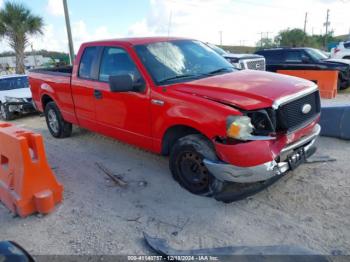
179,151,209,192
48,109,59,133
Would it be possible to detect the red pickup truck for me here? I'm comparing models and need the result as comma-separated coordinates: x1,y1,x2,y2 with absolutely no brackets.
29,37,321,200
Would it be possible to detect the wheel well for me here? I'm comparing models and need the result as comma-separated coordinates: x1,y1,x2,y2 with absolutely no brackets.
41,95,54,110
161,125,202,155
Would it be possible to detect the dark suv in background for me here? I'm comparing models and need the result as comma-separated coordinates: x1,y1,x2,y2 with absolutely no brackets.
255,48,350,90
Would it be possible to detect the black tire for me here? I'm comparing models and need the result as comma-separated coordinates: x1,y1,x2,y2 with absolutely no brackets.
0,104,14,121
169,134,224,196
338,77,349,90
44,101,72,138
337,77,342,90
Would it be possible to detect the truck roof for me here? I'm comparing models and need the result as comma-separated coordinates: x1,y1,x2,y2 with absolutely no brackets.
84,36,191,46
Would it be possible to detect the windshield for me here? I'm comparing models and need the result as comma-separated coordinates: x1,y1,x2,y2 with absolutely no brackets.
134,40,234,84
306,48,328,61
0,76,29,91
206,43,227,56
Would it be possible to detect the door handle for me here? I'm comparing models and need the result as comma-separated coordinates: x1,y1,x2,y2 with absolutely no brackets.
94,89,102,99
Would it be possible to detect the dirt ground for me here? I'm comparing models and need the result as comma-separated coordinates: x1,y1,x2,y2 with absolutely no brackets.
0,114,349,256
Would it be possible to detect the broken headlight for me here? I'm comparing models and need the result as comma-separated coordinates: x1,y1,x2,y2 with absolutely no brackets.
226,116,254,140
227,110,276,141
5,96,25,103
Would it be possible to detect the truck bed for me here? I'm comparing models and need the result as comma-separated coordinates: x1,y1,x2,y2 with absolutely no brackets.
28,66,74,114
29,66,73,76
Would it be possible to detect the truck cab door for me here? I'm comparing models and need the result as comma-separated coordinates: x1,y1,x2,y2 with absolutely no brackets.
284,50,316,70
92,46,153,150
71,46,102,129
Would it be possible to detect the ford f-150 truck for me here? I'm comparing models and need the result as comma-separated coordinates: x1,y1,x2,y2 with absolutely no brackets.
29,37,321,200
207,43,266,71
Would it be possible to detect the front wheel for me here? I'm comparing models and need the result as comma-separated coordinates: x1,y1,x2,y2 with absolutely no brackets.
0,104,14,121
169,134,224,196
44,101,72,138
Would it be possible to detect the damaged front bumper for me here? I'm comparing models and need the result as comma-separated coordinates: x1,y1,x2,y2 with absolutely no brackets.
204,124,321,183
3,101,36,114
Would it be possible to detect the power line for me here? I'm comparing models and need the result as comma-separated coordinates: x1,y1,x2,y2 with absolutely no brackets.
257,32,272,47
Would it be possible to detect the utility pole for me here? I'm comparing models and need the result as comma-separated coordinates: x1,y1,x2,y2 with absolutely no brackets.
31,44,37,68
323,9,330,48
258,32,264,47
63,0,75,65
304,12,308,33
219,31,223,45
258,32,272,47
266,32,273,40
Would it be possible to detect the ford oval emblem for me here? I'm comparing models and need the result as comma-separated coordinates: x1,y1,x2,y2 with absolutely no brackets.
301,104,312,114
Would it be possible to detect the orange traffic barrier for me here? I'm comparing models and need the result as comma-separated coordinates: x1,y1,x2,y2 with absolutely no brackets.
0,122,63,217
277,70,338,99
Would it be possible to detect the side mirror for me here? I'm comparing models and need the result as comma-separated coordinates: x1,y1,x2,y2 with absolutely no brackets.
0,241,34,262
109,74,134,92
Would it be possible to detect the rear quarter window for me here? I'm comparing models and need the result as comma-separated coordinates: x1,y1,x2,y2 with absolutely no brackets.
78,46,99,79
344,42,350,49
256,50,284,64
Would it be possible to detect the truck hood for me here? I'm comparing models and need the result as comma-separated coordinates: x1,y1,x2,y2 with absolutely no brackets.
0,88,32,100
325,58,350,66
171,70,316,110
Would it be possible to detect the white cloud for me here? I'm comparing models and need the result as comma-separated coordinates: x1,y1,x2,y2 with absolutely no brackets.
26,21,118,54
127,0,350,46
0,0,4,8
71,20,118,49
29,24,67,52
46,0,64,16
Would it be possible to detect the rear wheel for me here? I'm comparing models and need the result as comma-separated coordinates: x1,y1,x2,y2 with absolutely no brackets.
169,134,223,196
44,101,72,138
0,104,14,121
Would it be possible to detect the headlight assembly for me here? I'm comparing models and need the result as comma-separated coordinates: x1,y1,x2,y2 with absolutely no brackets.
232,62,242,69
4,96,24,103
227,116,254,140
227,115,275,141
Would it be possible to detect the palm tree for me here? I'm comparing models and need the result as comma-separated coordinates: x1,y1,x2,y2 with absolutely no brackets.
0,2,43,74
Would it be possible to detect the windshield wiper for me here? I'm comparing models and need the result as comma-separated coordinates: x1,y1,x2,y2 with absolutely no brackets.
158,74,199,84
204,67,233,76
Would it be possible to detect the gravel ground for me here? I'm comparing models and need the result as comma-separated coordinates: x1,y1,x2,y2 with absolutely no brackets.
0,114,349,256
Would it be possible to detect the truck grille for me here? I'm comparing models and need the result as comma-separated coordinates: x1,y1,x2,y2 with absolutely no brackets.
276,90,320,132
244,59,266,71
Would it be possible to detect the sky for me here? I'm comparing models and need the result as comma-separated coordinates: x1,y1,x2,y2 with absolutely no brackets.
0,0,350,53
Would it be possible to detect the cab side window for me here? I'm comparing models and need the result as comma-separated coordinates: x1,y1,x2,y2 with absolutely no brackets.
285,51,303,63
99,47,141,83
260,51,283,64
78,46,99,79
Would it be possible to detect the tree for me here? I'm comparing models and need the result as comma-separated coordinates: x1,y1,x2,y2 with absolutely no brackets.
0,2,43,74
274,28,308,47
256,38,276,50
